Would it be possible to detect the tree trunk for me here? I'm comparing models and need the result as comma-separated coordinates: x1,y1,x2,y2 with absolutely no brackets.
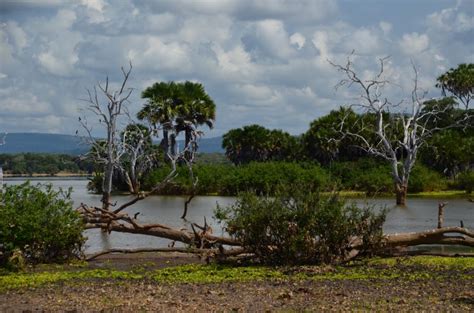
170,133,176,158
161,129,169,162
385,227,474,248
184,128,191,161
102,162,114,210
395,183,407,206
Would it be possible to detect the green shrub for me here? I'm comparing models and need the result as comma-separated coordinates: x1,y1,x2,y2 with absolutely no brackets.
215,186,386,265
408,165,447,193
330,158,393,194
0,182,84,267
142,162,331,196
457,170,474,194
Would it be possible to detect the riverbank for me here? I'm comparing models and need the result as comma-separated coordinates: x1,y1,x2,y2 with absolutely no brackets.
3,171,90,178
0,255,472,311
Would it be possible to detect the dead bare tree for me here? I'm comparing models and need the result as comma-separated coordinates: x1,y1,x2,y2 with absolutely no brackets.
77,64,241,259
118,123,157,194
79,63,133,210
330,54,470,205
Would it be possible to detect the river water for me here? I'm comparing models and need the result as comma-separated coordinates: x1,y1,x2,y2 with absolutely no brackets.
5,178,474,254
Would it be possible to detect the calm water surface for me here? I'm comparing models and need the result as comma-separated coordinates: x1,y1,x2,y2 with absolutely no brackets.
5,178,474,254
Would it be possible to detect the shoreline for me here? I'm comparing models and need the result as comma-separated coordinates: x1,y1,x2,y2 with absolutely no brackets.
3,172,91,178
1,176,470,199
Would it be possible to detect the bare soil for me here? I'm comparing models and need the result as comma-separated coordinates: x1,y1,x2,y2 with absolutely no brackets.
1,253,473,312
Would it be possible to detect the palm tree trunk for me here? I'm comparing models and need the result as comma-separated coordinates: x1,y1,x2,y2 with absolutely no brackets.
184,128,191,161
161,129,169,162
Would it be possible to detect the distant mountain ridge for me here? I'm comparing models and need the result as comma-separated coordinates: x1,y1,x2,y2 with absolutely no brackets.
0,133,224,155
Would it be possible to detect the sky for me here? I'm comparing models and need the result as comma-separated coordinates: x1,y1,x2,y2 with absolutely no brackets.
0,0,473,137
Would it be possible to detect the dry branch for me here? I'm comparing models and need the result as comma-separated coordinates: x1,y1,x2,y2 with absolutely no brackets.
384,227,474,248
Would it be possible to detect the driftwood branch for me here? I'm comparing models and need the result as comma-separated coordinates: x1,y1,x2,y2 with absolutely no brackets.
385,226,474,248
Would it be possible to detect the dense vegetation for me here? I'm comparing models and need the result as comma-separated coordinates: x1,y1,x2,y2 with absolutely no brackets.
138,158,464,196
0,153,93,175
0,182,84,269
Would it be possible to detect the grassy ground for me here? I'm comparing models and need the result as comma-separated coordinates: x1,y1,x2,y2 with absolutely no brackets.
0,255,473,311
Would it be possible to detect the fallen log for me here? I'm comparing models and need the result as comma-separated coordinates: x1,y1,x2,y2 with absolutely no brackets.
384,227,474,248
79,203,473,262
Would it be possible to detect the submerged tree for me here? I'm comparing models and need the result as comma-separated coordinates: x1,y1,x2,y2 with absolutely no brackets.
330,55,471,205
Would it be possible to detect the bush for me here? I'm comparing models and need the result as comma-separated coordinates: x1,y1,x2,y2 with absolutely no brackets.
142,162,331,196
0,182,84,268
215,186,386,265
330,158,393,194
457,171,474,194
408,165,447,193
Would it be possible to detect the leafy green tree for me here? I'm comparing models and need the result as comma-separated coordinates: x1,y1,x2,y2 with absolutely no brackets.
419,97,473,177
222,125,297,165
436,63,473,109
302,107,369,164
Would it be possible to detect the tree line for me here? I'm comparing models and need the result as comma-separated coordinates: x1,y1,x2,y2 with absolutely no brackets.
0,153,93,175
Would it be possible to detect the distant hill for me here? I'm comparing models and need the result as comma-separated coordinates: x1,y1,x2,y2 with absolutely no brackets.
194,136,224,153
0,133,88,155
0,133,224,155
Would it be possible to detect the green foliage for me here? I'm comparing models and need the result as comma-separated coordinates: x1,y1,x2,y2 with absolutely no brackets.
138,80,216,159
142,162,331,196
0,256,472,291
215,187,386,265
195,152,231,165
0,153,93,175
0,182,84,267
222,125,299,165
87,172,103,193
221,162,330,195
436,63,474,108
329,158,393,195
302,107,368,164
456,171,474,194
420,128,474,177
408,164,447,193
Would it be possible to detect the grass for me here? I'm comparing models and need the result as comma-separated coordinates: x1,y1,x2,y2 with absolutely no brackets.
335,190,470,199
0,256,472,292
407,190,470,198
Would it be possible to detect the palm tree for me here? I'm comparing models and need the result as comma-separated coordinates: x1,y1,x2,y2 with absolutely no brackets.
177,81,216,160
138,82,182,160
138,81,216,161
